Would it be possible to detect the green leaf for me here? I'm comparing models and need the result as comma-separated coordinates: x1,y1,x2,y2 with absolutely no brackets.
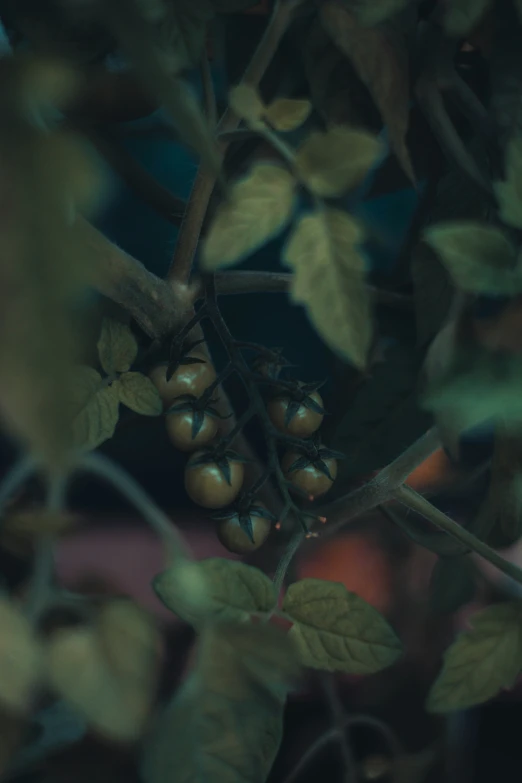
319,3,415,182
0,599,43,712
494,133,522,229
153,558,278,627
429,557,476,615
282,578,402,674
142,622,297,783
264,99,312,132
0,64,104,470
442,0,492,36
423,222,520,294
424,350,522,433
283,209,372,369
295,126,382,197
229,84,265,124
47,603,159,741
427,602,522,712
329,338,431,487
116,372,162,416
72,377,120,451
202,163,295,270
97,318,138,374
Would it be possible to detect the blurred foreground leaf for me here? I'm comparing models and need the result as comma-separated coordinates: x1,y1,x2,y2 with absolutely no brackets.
142,621,299,783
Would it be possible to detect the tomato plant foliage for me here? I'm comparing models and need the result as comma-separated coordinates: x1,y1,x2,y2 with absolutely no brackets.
3,0,522,780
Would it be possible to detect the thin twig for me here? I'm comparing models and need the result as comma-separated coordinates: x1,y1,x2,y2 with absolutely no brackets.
394,484,522,587
282,714,404,783
166,0,303,285
206,272,414,307
272,530,306,595
79,452,191,565
0,456,36,524
317,429,441,537
321,673,358,783
201,50,217,128
24,473,67,624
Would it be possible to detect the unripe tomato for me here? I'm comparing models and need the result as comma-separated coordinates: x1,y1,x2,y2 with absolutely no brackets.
267,390,324,437
149,356,216,408
184,452,244,509
166,409,218,452
281,450,337,498
217,506,271,554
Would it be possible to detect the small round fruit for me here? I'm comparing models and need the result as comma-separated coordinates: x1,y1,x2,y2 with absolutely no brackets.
166,409,218,452
281,450,337,498
217,508,271,554
149,356,216,408
184,452,244,509
267,391,324,437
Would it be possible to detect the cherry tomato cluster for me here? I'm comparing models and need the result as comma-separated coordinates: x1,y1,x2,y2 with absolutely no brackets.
149,341,342,555
265,377,342,501
150,343,253,553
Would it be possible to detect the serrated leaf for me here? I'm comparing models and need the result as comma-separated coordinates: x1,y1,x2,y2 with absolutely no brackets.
429,557,476,615
229,84,265,123
427,602,522,712
443,0,492,36
46,612,159,741
319,3,414,182
282,578,402,674
295,126,382,197
424,222,520,294
116,372,162,416
424,350,522,433
0,600,43,713
283,209,372,369
202,163,295,270
72,382,120,451
153,558,278,627
97,317,138,374
264,99,312,132
142,622,296,783
494,133,522,229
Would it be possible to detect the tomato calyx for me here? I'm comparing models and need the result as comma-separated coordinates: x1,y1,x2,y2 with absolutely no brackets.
269,380,327,428
166,338,207,381
187,446,250,485
212,498,277,543
166,394,229,440
250,346,296,380
285,435,345,479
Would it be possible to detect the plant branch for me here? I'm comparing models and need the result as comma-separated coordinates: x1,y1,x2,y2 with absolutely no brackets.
317,429,441,536
166,0,303,284
205,277,318,531
272,530,306,595
394,484,522,587
0,456,36,524
24,473,66,625
76,217,186,339
79,452,191,565
208,272,414,307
